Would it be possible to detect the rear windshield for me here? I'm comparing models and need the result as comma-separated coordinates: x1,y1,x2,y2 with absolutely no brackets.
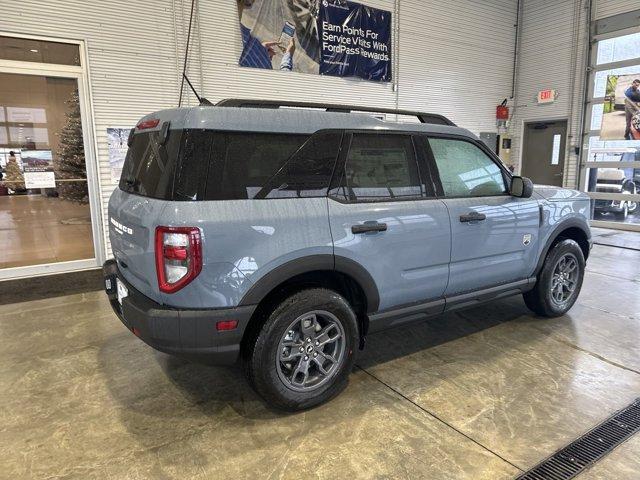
119,129,182,199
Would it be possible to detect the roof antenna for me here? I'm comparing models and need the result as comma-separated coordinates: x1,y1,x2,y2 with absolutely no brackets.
178,0,212,107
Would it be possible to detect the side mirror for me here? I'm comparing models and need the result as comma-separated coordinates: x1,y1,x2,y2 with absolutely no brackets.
511,176,534,198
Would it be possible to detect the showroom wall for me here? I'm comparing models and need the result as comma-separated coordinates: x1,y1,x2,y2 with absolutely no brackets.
509,0,640,188
509,0,589,188
0,0,520,257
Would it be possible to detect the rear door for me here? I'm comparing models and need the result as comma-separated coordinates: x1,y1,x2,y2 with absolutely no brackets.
328,132,451,313
109,123,183,302
420,135,540,296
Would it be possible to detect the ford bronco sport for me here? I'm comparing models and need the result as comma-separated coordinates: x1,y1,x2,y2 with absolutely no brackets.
103,99,592,411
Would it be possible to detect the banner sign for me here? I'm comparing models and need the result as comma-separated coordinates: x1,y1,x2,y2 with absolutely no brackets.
237,0,391,82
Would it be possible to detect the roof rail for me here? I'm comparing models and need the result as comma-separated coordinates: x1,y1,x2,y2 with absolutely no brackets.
215,99,456,126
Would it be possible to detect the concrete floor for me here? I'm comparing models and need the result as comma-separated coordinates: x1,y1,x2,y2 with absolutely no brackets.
1,242,640,479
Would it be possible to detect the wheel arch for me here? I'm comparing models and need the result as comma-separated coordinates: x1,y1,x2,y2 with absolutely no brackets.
238,255,379,353
535,219,591,275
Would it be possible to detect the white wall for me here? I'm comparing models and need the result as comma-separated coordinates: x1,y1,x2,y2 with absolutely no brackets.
509,0,588,188
0,0,518,259
509,0,640,189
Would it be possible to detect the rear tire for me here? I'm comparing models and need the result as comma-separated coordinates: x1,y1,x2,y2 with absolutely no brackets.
243,288,358,411
524,239,585,317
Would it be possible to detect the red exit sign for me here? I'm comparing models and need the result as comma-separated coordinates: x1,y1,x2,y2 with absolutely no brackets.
537,89,557,104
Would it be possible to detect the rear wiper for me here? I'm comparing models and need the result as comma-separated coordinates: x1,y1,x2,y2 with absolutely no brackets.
123,178,140,190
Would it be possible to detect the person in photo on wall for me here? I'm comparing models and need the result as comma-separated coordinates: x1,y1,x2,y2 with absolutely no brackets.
237,0,296,71
624,79,640,140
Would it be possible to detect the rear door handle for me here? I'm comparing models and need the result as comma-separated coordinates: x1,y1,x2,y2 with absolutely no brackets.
459,212,487,223
351,222,388,234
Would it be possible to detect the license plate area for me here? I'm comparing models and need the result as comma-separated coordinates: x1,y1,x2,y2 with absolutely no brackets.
116,278,129,305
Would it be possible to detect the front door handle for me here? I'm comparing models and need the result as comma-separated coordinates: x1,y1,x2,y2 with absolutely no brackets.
459,212,487,223
351,222,388,234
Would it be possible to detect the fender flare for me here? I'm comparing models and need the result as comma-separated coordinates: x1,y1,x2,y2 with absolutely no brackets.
238,254,380,313
534,218,592,275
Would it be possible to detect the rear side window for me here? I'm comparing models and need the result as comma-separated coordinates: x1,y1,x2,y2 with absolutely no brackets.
428,138,507,197
258,131,343,198
119,129,182,199
204,132,307,200
332,134,424,202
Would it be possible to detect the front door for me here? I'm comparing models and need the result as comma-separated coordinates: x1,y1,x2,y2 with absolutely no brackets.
522,120,568,186
422,136,540,296
328,132,451,312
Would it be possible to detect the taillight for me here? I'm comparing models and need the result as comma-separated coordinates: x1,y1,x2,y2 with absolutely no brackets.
136,118,160,130
155,226,202,293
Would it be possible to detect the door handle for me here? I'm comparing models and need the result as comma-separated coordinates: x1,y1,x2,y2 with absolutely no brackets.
459,212,487,223
351,222,388,234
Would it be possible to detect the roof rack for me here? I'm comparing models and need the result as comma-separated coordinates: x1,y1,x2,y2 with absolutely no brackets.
215,99,456,127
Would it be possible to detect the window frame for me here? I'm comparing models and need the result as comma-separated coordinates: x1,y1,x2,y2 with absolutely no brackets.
328,130,436,204
418,133,513,200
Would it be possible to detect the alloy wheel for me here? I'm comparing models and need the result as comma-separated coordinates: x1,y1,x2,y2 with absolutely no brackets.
550,253,579,306
276,310,345,392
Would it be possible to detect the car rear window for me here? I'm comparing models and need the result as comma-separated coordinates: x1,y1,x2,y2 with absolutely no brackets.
119,129,182,199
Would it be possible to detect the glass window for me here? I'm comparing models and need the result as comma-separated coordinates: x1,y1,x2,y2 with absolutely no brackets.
0,36,80,66
119,128,182,200
597,31,640,65
333,134,423,202
204,132,308,200
429,138,506,197
259,131,342,198
0,72,95,270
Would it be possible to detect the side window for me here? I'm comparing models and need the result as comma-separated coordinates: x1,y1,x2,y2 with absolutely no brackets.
428,138,507,197
259,131,343,198
333,134,424,202
203,132,308,200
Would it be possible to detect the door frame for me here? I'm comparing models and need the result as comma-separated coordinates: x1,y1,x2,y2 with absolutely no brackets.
519,117,569,186
0,32,104,280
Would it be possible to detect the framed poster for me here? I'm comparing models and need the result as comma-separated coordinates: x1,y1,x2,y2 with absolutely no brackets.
107,127,130,183
22,149,55,188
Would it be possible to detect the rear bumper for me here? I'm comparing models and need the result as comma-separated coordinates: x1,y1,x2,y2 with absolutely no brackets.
102,259,255,364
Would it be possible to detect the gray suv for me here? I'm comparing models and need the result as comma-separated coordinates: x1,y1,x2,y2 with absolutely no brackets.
103,99,592,410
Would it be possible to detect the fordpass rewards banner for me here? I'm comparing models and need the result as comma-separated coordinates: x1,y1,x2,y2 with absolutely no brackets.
319,1,391,81
237,0,391,82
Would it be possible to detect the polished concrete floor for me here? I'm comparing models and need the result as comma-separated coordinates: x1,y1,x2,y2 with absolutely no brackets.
1,242,640,479
0,194,94,269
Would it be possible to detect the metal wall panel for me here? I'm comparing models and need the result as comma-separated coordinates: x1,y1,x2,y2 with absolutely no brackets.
1,0,519,259
397,0,518,133
509,0,588,189
594,0,640,20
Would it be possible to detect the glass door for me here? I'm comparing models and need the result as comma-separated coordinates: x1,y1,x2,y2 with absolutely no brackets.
581,28,640,230
0,35,102,278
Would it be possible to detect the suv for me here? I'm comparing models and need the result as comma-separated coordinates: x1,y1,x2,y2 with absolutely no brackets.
103,99,592,411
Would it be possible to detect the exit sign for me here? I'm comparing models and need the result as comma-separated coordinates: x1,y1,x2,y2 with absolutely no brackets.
537,89,557,104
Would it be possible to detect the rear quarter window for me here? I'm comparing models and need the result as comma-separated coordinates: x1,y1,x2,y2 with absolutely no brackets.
203,132,308,200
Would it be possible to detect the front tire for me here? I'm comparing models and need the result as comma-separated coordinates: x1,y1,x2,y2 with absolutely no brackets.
524,239,585,317
243,288,358,411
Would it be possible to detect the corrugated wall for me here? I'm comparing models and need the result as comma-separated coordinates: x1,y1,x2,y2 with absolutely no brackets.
0,0,518,259
397,0,518,133
510,0,640,189
509,0,588,189
593,0,640,19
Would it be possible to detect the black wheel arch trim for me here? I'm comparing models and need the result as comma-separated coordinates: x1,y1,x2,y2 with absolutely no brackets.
535,218,592,275
238,254,380,313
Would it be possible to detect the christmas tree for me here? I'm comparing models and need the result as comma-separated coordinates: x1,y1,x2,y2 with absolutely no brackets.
54,89,88,203
2,158,25,191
